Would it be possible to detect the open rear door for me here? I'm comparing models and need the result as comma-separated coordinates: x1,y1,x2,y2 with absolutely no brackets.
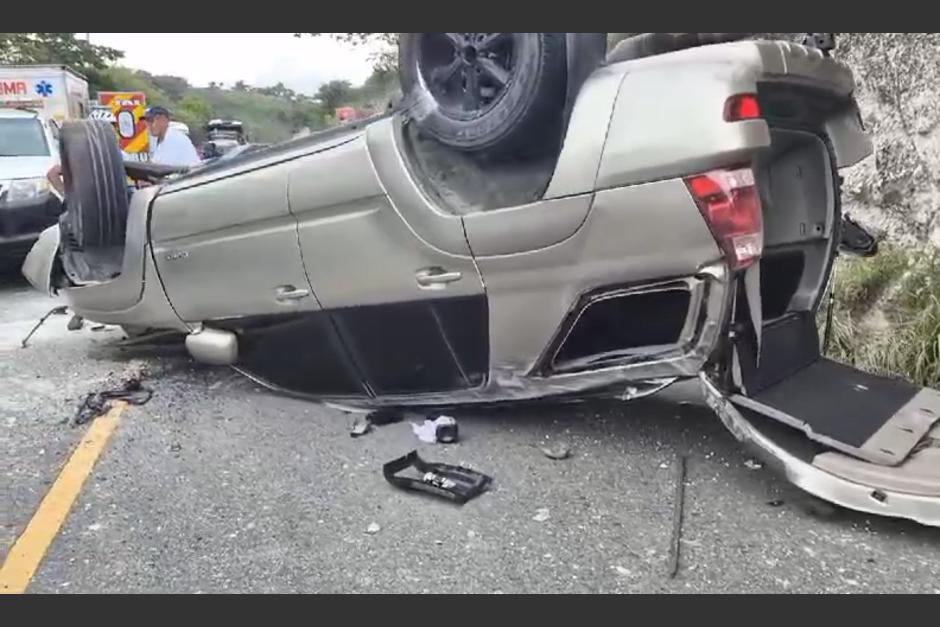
703,312,940,527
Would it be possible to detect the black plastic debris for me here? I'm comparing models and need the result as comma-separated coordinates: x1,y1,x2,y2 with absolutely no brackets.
366,408,405,426
350,408,404,439
21,305,68,348
433,416,458,443
383,450,491,504
350,417,372,438
72,376,153,426
667,455,687,579
840,213,879,258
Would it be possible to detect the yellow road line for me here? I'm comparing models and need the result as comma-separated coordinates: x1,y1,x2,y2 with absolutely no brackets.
0,402,127,594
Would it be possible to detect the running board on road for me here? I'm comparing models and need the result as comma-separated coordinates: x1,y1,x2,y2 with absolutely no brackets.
729,311,940,466
702,373,940,528
731,358,940,466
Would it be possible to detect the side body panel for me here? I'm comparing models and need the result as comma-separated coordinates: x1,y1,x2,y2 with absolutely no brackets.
544,40,869,200
542,66,628,199
468,179,723,386
462,195,592,257
596,65,770,190
56,186,186,331
287,126,488,397
150,155,369,398
151,163,320,323
364,119,475,257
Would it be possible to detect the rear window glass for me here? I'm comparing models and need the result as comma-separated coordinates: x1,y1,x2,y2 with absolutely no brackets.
0,118,50,157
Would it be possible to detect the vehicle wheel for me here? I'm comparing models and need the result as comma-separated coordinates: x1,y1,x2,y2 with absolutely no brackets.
399,33,568,159
59,120,129,249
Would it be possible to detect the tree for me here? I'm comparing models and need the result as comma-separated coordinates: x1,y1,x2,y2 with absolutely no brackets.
257,81,296,100
289,107,309,132
0,33,123,70
86,66,171,104
358,66,399,104
233,80,249,92
174,94,213,142
151,74,190,101
315,79,352,112
178,94,211,119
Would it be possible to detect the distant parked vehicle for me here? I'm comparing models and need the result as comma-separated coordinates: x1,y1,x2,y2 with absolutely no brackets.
0,107,63,260
200,119,246,159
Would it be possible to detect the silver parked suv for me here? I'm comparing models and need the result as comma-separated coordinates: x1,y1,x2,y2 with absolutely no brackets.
22,34,940,526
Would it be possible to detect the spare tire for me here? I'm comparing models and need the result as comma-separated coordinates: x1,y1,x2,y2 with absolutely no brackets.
399,33,567,159
59,120,129,249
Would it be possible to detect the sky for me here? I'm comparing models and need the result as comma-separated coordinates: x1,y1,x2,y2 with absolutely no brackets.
88,33,378,96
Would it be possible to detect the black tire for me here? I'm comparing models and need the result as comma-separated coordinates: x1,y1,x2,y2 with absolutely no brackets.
59,120,129,249
399,33,568,159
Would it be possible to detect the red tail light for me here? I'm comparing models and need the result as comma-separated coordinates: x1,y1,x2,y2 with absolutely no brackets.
685,167,763,270
724,94,761,121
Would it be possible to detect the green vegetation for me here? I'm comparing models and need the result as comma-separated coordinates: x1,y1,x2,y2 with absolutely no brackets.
824,244,940,386
189,85,327,144
87,66,398,145
2,33,399,145
0,33,122,71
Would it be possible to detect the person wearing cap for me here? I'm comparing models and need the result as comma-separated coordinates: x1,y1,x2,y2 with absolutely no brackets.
143,105,200,167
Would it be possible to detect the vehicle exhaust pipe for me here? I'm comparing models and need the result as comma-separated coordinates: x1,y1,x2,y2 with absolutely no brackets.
185,326,238,366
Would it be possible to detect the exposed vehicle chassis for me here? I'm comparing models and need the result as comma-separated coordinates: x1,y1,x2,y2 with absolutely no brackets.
21,33,940,527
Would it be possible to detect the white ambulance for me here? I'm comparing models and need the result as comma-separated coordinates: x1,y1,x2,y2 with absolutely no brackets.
0,65,90,124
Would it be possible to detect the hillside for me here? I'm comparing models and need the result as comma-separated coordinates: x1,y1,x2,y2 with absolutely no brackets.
190,87,324,144
88,65,399,145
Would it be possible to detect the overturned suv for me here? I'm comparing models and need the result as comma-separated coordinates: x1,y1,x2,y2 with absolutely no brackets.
23,33,940,527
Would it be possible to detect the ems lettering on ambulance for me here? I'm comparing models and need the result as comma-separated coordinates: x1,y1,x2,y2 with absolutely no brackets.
0,79,52,114
0,80,40,109
0,80,29,96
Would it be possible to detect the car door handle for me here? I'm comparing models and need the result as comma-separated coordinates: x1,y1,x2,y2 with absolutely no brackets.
275,285,311,302
415,267,462,289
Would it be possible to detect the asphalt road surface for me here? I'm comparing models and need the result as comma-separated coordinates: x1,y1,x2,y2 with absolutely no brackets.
2,269,939,593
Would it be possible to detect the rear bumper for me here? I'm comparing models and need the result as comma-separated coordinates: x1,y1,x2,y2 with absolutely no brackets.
701,374,940,528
